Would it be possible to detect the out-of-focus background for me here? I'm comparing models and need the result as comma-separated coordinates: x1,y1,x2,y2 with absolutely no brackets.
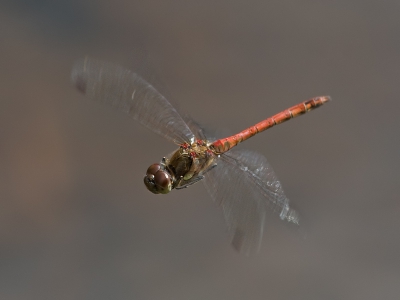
1,1,399,299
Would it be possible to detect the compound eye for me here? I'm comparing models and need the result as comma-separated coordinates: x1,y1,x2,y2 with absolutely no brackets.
153,171,172,194
143,164,172,194
143,175,158,194
146,163,161,177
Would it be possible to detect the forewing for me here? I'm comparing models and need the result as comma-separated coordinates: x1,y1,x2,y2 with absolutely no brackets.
71,57,195,144
203,148,299,254
182,115,215,142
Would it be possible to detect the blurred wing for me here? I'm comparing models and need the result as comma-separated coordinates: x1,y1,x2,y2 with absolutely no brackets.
182,115,209,141
202,148,299,254
71,57,195,144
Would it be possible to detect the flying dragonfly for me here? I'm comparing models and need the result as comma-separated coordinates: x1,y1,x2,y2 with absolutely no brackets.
71,57,330,254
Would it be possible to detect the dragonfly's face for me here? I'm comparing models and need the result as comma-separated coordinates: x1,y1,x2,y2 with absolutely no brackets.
143,163,173,194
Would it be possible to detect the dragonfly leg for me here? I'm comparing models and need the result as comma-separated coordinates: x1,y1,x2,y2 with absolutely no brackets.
175,163,217,190
200,163,217,175
175,175,205,189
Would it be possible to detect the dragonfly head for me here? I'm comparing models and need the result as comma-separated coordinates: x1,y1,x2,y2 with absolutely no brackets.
143,163,173,194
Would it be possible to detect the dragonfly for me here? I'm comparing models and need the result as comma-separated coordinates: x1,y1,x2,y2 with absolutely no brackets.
71,57,330,254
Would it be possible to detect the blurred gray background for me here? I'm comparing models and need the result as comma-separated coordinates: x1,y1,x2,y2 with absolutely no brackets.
1,0,399,299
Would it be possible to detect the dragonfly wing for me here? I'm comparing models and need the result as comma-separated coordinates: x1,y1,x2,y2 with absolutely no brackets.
202,148,299,254
71,57,195,144
182,115,209,141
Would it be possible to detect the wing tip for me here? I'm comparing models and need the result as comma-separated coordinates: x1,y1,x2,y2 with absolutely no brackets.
72,72,87,94
71,57,90,94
